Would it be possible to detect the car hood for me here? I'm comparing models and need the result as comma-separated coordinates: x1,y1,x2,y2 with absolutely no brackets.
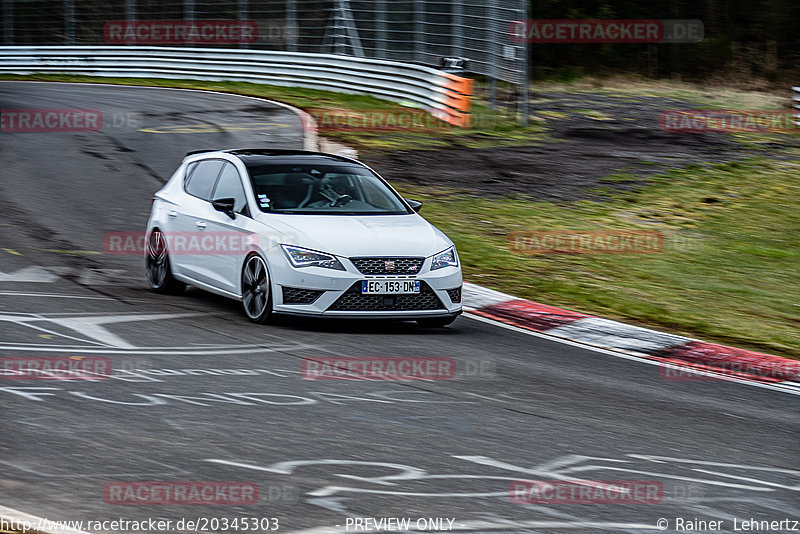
254,213,453,258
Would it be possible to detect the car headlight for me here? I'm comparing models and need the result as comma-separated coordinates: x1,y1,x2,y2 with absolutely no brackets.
281,245,345,271
430,246,458,270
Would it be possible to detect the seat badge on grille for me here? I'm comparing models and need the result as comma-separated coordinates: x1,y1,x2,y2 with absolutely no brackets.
385,261,395,271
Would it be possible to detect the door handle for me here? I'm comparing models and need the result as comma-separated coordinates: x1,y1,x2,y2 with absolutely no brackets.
195,221,207,229
168,211,178,219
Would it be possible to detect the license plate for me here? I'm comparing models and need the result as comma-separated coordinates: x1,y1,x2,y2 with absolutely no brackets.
362,280,420,294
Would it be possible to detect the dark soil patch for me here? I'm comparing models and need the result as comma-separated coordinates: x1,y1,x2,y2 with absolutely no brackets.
367,92,800,200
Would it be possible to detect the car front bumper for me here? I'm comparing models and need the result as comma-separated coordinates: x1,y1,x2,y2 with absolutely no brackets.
266,247,463,319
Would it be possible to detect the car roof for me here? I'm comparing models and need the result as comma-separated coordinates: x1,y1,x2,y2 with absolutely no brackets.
184,149,363,167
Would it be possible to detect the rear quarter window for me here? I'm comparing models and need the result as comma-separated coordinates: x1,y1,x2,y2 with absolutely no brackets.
185,160,224,200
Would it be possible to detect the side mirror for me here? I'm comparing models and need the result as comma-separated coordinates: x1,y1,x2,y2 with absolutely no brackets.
406,199,423,213
212,197,236,219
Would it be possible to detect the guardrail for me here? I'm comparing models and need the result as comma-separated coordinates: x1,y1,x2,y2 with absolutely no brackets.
0,46,474,127
794,86,800,126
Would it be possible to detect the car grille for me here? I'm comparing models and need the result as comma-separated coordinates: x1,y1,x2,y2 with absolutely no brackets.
446,286,462,303
328,281,445,312
350,257,425,275
282,287,324,305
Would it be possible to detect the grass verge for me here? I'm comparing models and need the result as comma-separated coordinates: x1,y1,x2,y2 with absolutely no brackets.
530,75,790,110
396,157,800,359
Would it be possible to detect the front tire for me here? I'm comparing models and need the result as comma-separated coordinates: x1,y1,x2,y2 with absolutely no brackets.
241,253,272,324
145,229,185,294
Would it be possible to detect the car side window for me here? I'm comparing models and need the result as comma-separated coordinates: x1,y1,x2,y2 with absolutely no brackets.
185,160,224,200
211,162,249,214
184,161,198,180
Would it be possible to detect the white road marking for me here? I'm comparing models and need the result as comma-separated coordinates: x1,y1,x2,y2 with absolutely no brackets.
206,452,791,503
42,313,197,348
557,465,774,491
305,497,349,514
0,312,199,349
203,452,797,532
0,313,107,346
628,455,800,474
546,316,691,352
461,282,515,308
459,454,794,493
206,458,428,481
0,266,60,283
0,344,313,355
464,311,800,396
0,291,115,300
687,468,800,491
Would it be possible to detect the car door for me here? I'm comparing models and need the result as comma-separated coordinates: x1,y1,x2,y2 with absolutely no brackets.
169,159,225,283
199,161,255,294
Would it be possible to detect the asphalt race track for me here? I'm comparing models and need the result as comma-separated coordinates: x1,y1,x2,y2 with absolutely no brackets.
0,82,798,534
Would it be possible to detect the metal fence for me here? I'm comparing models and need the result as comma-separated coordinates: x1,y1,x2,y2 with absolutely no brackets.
0,45,475,126
1,0,528,108
794,86,800,126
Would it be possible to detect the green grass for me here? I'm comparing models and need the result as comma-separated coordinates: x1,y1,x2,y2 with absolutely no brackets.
531,76,790,110
396,158,800,358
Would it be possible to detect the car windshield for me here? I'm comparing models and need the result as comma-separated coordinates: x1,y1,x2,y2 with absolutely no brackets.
245,163,411,215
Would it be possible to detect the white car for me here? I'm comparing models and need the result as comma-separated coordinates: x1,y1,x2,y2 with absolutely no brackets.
145,149,462,327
